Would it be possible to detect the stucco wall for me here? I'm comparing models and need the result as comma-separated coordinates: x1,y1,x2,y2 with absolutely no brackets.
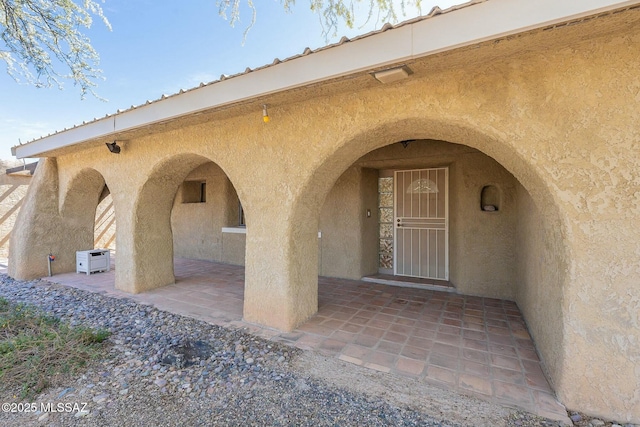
451,151,518,299
221,232,246,266
515,183,565,393
357,141,519,299
0,161,114,261
171,162,242,262
318,166,378,279
8,9,640,422
360,168,379,277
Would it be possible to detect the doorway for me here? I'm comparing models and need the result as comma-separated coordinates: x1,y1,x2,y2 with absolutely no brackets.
394,168,449,280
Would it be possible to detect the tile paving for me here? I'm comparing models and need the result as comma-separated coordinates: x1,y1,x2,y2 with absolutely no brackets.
28,257,568,423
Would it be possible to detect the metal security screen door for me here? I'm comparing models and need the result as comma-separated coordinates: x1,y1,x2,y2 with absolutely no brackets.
394,168,449,280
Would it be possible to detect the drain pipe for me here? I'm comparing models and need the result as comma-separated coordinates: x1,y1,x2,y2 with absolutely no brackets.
47,254,55,276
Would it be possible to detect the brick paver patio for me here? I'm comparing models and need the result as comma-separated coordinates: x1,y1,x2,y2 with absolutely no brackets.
30,257,568,423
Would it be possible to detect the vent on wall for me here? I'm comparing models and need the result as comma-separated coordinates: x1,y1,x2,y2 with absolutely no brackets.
481,185,500,212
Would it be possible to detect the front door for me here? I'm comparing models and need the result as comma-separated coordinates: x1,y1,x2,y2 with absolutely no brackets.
394,168,449,280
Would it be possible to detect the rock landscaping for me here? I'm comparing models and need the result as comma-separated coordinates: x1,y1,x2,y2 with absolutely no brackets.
0,276,636,427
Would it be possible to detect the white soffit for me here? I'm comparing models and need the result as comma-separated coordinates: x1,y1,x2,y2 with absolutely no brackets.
14,0,639,159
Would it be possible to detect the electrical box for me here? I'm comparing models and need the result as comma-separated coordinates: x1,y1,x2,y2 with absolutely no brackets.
76,249,110,275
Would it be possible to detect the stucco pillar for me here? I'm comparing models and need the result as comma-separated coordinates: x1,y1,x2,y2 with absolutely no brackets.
8,158,94,279
243,203,318,331
9,158,60,279
558,220,640,423
113,194,175,294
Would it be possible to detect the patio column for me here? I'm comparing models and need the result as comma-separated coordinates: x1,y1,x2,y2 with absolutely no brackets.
9,158,62,279
243,202,318,332
112,187,175,294
558,218,640,422
9,158,95,279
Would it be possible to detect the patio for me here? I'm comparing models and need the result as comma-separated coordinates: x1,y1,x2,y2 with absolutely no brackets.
36,257,568,422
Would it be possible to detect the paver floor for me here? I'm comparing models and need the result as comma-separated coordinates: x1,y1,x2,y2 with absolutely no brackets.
32,257,568,423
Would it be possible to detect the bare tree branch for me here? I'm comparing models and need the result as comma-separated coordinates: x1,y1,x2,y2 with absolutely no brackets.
217,0,420,39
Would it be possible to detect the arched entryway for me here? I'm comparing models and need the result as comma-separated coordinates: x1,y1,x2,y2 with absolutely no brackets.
171,161,245,266
318,139,522,298
8,159,119,279
287,117,570,398
45,167,114,275
115,153,247,304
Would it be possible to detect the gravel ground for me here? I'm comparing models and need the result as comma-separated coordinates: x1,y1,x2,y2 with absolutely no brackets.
0,275,633,427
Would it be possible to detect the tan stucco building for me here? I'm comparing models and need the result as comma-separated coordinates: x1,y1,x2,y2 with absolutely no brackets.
8,0,640,422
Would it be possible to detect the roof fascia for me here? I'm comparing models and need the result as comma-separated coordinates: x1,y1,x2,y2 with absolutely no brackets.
14,0,639,159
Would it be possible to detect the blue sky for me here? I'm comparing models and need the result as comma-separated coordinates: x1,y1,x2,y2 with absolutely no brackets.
0,0,463,160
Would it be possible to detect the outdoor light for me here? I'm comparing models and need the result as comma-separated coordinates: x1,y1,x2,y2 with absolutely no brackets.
372,65,411,84
400,139,415,148
106,141,121,154
262,104,270,123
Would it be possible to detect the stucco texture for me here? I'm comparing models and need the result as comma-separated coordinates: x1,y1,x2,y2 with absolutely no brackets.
8,9,640,422
171,162,243,264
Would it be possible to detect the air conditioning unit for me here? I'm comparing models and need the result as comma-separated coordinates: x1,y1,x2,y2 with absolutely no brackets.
76,249,111,275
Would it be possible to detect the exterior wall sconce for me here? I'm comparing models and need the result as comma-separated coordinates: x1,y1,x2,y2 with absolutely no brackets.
372,65,412,84
262,104,270,123
106,141,121,154
400,139,415,148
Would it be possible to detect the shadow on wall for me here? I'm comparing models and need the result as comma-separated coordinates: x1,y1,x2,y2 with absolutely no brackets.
0,160,116,260
0,160,33,259
94,195,116,250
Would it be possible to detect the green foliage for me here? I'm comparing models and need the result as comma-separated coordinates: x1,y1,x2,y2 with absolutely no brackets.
1,0,422,96
0,0,111,98
0,297,110,398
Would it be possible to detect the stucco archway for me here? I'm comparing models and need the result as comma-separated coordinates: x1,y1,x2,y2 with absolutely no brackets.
8,161,116,278
116,152,246,294
54,167,115,274
317,140,520,290
290,117,570,393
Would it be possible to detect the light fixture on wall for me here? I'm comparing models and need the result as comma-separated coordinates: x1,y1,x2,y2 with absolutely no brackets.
400,139,415,148
106,141,121,154
262,104,270,123
372,65,412,84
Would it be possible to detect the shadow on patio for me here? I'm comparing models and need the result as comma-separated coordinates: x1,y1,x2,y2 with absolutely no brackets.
38,257,568,422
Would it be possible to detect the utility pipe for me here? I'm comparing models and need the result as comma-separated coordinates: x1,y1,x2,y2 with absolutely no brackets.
47,254,55,276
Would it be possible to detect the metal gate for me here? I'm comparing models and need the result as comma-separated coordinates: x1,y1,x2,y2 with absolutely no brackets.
394,168,449,280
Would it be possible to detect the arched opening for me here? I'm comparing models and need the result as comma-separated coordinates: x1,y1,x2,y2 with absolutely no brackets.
318,140,520,297
127,153,246,321
289,118,569,401
171,161,245,266
57,168,113,274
